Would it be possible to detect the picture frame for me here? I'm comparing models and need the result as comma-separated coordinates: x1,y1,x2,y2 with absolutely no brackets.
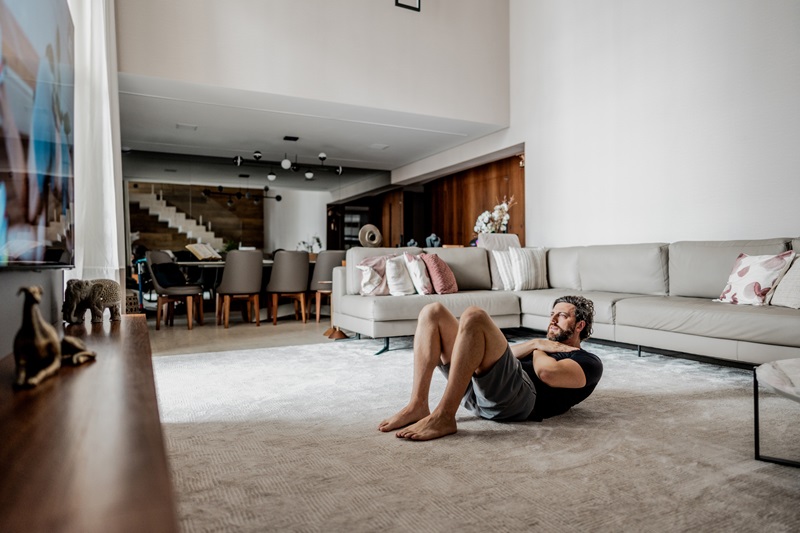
395,0,421,12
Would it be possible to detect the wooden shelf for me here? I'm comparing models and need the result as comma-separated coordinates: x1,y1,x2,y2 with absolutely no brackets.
0,315,179,533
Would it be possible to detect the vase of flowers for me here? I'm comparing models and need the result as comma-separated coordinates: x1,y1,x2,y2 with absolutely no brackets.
473,196,516,236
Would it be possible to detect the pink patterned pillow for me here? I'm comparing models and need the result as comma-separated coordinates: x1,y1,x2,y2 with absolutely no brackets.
420,253,458,294
715,251,796,306
355,255,392,296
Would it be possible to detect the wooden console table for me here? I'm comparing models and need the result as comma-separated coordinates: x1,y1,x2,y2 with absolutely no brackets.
0,315,179,533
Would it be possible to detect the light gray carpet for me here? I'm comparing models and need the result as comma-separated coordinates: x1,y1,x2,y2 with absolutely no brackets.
153,338,800,533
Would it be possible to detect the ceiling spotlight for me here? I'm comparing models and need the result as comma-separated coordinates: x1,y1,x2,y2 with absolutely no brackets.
217,185,224,193
253,150,262,161
281,154,291,169
233,155,243,166
236,191,243,200
318,152,327,163
267,170,277,181
335,166,343,176
263,185,270,192
305,170,314,180
226,197,233,207
276,195,282,202
291,156,299,172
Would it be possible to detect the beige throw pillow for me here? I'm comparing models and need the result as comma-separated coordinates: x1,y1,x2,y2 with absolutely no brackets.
509,247,548,291
477,233,522,290
770,256,800,309
385,255,416,296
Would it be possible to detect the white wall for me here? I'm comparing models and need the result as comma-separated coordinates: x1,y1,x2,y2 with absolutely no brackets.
264,189,331,253
115,0,509,125
396,0,800,247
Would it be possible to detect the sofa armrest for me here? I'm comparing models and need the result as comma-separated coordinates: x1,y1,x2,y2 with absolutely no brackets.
332,266,347,313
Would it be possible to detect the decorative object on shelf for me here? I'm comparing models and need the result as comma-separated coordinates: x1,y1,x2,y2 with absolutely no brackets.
407,238,418,247
473,195,516,235
396,0,420,12
425,233,441,248
358,224,383,247
298,235,322,254
62,279,122,325
14,286,96,389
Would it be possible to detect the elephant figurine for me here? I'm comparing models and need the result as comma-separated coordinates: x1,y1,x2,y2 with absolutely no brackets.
62,279,122,324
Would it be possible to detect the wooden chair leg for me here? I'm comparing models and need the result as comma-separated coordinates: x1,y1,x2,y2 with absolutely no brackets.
156,296,163,330
316,291,322,323
272,293,279,325
167,302,175,326
254,294,260,326
300,293,307,324
187,295,194,330
216,293,222,325
224,295,231,328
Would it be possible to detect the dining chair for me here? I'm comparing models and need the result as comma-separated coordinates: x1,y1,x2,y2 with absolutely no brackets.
145,250,204,330
265,250,310,325
308,250,346,323
215,249,263,328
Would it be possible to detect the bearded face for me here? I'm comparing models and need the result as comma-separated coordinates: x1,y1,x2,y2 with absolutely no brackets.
547,323,575,343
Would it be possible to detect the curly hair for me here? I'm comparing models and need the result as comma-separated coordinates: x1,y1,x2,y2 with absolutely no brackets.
553,295,595,340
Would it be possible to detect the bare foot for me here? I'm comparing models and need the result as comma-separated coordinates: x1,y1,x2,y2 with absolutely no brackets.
395,413,457,441
378,404,430,432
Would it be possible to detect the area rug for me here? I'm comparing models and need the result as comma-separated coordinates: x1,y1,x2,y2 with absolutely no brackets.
153,338,800,533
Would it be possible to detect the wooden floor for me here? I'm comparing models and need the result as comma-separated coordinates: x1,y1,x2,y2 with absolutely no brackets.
147,308,344,356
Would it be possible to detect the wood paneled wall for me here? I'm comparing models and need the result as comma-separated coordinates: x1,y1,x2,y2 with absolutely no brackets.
426,155,525,246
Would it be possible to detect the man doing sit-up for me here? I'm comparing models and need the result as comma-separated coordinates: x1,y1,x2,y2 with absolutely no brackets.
378,295,603,441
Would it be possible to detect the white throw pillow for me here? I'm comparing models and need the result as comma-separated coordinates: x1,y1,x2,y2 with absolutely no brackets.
477,233,522,290
404,252,433,295
385,255,416,296
770,256,800,309
356,265,384,295
490,250,515,291
715,251,795,306
509,247,548,291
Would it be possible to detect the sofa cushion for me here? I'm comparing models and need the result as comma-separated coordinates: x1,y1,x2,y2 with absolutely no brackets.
546,247,582,290
346,247,422,295
509,247,548,291
794,239,800,252
338,290,520,322
385,255,416,296
476,233,521,290
669,238,790,299
356,255,390,296
423,247,491,290
489,250,515,290
579,243,668,295
615,296,800,348
518,289,646,326
769,256,800,309
404,252,433,295
716,251,795,306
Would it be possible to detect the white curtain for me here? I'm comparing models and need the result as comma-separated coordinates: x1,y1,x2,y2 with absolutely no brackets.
65,0,124,283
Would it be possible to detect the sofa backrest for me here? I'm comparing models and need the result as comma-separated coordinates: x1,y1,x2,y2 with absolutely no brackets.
345,247,422,295
547,247,582,289
793,238,800,253
579,243,669,295
668,238,791,298
422,247,491,290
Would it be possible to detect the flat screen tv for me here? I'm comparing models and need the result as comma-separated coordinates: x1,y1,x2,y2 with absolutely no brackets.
0,0,74,269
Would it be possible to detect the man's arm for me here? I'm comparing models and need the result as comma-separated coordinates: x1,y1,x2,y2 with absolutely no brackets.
532,350,586,388
510,338,578,359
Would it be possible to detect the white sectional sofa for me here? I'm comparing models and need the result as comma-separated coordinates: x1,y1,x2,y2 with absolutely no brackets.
332,238,800,364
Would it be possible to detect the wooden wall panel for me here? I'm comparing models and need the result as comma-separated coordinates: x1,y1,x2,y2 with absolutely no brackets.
426,155,525,246
379,189,404,247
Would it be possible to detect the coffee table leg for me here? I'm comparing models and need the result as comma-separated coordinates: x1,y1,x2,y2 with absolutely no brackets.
753,368,800,468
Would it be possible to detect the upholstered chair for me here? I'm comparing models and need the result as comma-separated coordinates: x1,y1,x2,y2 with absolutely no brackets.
145,250,204,330
265,250,310,325
215,250,263,328
308,250,346,323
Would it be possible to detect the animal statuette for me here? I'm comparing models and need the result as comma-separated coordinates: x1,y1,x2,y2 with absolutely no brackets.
62,278,121,324
13,286,97,388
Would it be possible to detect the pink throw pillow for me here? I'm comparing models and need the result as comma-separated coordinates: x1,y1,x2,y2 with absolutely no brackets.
716,251,795,305
420,253,458,294
356,255,392,296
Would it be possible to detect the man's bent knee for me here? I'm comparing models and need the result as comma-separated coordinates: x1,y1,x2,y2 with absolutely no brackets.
419,302,449,323
459,306,492,329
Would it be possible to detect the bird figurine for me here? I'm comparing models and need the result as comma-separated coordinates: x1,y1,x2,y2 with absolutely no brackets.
13,286,96,389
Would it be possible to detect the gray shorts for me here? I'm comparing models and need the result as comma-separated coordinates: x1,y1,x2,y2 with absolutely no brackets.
438,344,536,422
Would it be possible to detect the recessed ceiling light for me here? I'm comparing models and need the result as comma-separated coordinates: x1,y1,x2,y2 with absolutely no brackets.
370,143,390,150
175,123,198,131
164,168,178,172
283,135,299,142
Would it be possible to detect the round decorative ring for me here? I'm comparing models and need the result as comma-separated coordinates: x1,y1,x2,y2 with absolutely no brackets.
358,224,383,247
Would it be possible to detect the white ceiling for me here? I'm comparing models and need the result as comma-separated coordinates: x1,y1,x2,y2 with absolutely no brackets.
118,74,507,195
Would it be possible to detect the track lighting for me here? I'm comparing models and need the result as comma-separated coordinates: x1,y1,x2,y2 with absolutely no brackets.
253,150,262,161
281,154,291,169
318,152,327,163
305,170,314,180
233,155,243,166
267,170,276,181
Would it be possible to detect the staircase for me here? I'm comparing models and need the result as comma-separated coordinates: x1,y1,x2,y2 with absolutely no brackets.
129,190,224,250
